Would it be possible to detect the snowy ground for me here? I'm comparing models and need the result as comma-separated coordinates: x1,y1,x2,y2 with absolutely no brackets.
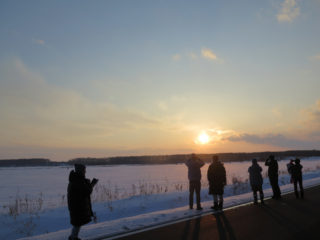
19,177,320,240
1,157,320,240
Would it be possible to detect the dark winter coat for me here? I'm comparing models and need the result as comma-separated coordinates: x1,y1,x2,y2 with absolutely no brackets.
67,170,93,227
248,163,263,187
185,158,204,181
265,159,278,177
287,162,294,175
291,163,303,180
207,162,226,195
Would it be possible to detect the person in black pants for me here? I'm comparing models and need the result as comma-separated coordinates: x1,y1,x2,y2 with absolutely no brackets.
207,155,226,210
292,158,304,199
265,155,281,199
185,154,204,210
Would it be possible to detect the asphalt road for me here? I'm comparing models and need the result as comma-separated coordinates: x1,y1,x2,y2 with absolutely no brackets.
112,185,320,240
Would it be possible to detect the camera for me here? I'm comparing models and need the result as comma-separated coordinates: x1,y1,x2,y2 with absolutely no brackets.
91,178,99,186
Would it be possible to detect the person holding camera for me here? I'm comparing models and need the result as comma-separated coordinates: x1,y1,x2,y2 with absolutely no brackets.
265,155,281,199
291,158,304,199
67,164,98,240
185,153,204,210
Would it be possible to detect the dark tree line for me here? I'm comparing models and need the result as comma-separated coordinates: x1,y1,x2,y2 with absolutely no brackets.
68,150,320,165
1,150,320,167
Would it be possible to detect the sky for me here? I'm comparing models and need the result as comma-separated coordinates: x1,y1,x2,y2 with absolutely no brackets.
1,0,320,161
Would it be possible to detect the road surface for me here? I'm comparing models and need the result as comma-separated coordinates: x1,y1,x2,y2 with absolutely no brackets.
111,185,320,240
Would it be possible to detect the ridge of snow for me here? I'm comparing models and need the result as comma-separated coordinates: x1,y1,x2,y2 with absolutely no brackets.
20,177,320,240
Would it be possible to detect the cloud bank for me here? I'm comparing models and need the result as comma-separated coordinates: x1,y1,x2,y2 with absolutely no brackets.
277,0,300,22
201,48,218,60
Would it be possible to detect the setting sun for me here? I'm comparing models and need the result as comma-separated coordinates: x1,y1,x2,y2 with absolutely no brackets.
197,132,210,144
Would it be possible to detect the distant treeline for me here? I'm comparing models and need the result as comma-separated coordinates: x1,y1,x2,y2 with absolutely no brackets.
68,150,320,165
0,158,60,167
1,150,320,167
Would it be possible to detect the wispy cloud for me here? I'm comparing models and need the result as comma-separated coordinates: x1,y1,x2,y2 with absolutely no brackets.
300,99,320,131
225,133,317,149
201,48,218,60
188,52,198,60
156,95,187,112
172,49,222,62
277,0,300,22
0,58,160,148
32,38,45,46
157,101,168,111
310,54,320,61
172,54,181,61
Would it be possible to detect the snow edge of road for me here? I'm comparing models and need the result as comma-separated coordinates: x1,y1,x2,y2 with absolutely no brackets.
98,182,320,240
20,177,320,240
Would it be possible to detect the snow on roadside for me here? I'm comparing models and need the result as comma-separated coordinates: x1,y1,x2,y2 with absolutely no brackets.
19,176,320,240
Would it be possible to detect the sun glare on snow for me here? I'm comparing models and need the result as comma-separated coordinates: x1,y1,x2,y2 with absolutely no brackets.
197,132,210,144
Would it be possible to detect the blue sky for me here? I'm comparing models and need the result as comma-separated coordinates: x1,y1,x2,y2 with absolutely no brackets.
1,0,320,161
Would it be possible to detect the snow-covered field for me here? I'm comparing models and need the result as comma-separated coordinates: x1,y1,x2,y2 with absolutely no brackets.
1,157,320,240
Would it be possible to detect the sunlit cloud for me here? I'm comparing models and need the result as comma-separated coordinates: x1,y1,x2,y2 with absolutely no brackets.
225,133,317,149
300,99,320,131
0,58,202,160
188,52,198,60
201,48,218,60
156,96,187,112
310,54,320,61
157,101,168,111
277,0,300,22
0,58,160,149
172,54,181,61
32,38,45,45
194,128,235,145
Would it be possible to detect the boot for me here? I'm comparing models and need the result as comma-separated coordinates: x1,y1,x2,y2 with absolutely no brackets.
218,201,223,210
69,237,82,240
211,202,218,210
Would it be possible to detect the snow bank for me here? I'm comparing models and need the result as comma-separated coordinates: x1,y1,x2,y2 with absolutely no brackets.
19,177,320,240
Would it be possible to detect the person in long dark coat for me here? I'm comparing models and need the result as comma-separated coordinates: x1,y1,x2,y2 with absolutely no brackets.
248,159,264,204
265,155,281,199
207,155,226,210
291,158,304,199
68,164,98,240
185,153,204,210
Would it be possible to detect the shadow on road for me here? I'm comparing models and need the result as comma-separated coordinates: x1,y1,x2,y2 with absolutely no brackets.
213,212,237,240
181,216,201,240
260,202,313,239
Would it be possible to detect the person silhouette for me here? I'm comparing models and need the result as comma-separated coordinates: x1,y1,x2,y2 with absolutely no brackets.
291,158,304,199
265,155,281,199
185,153,204,210
287,159,295,183
207,155,226,210
248,159,264,204
67,164,98,240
